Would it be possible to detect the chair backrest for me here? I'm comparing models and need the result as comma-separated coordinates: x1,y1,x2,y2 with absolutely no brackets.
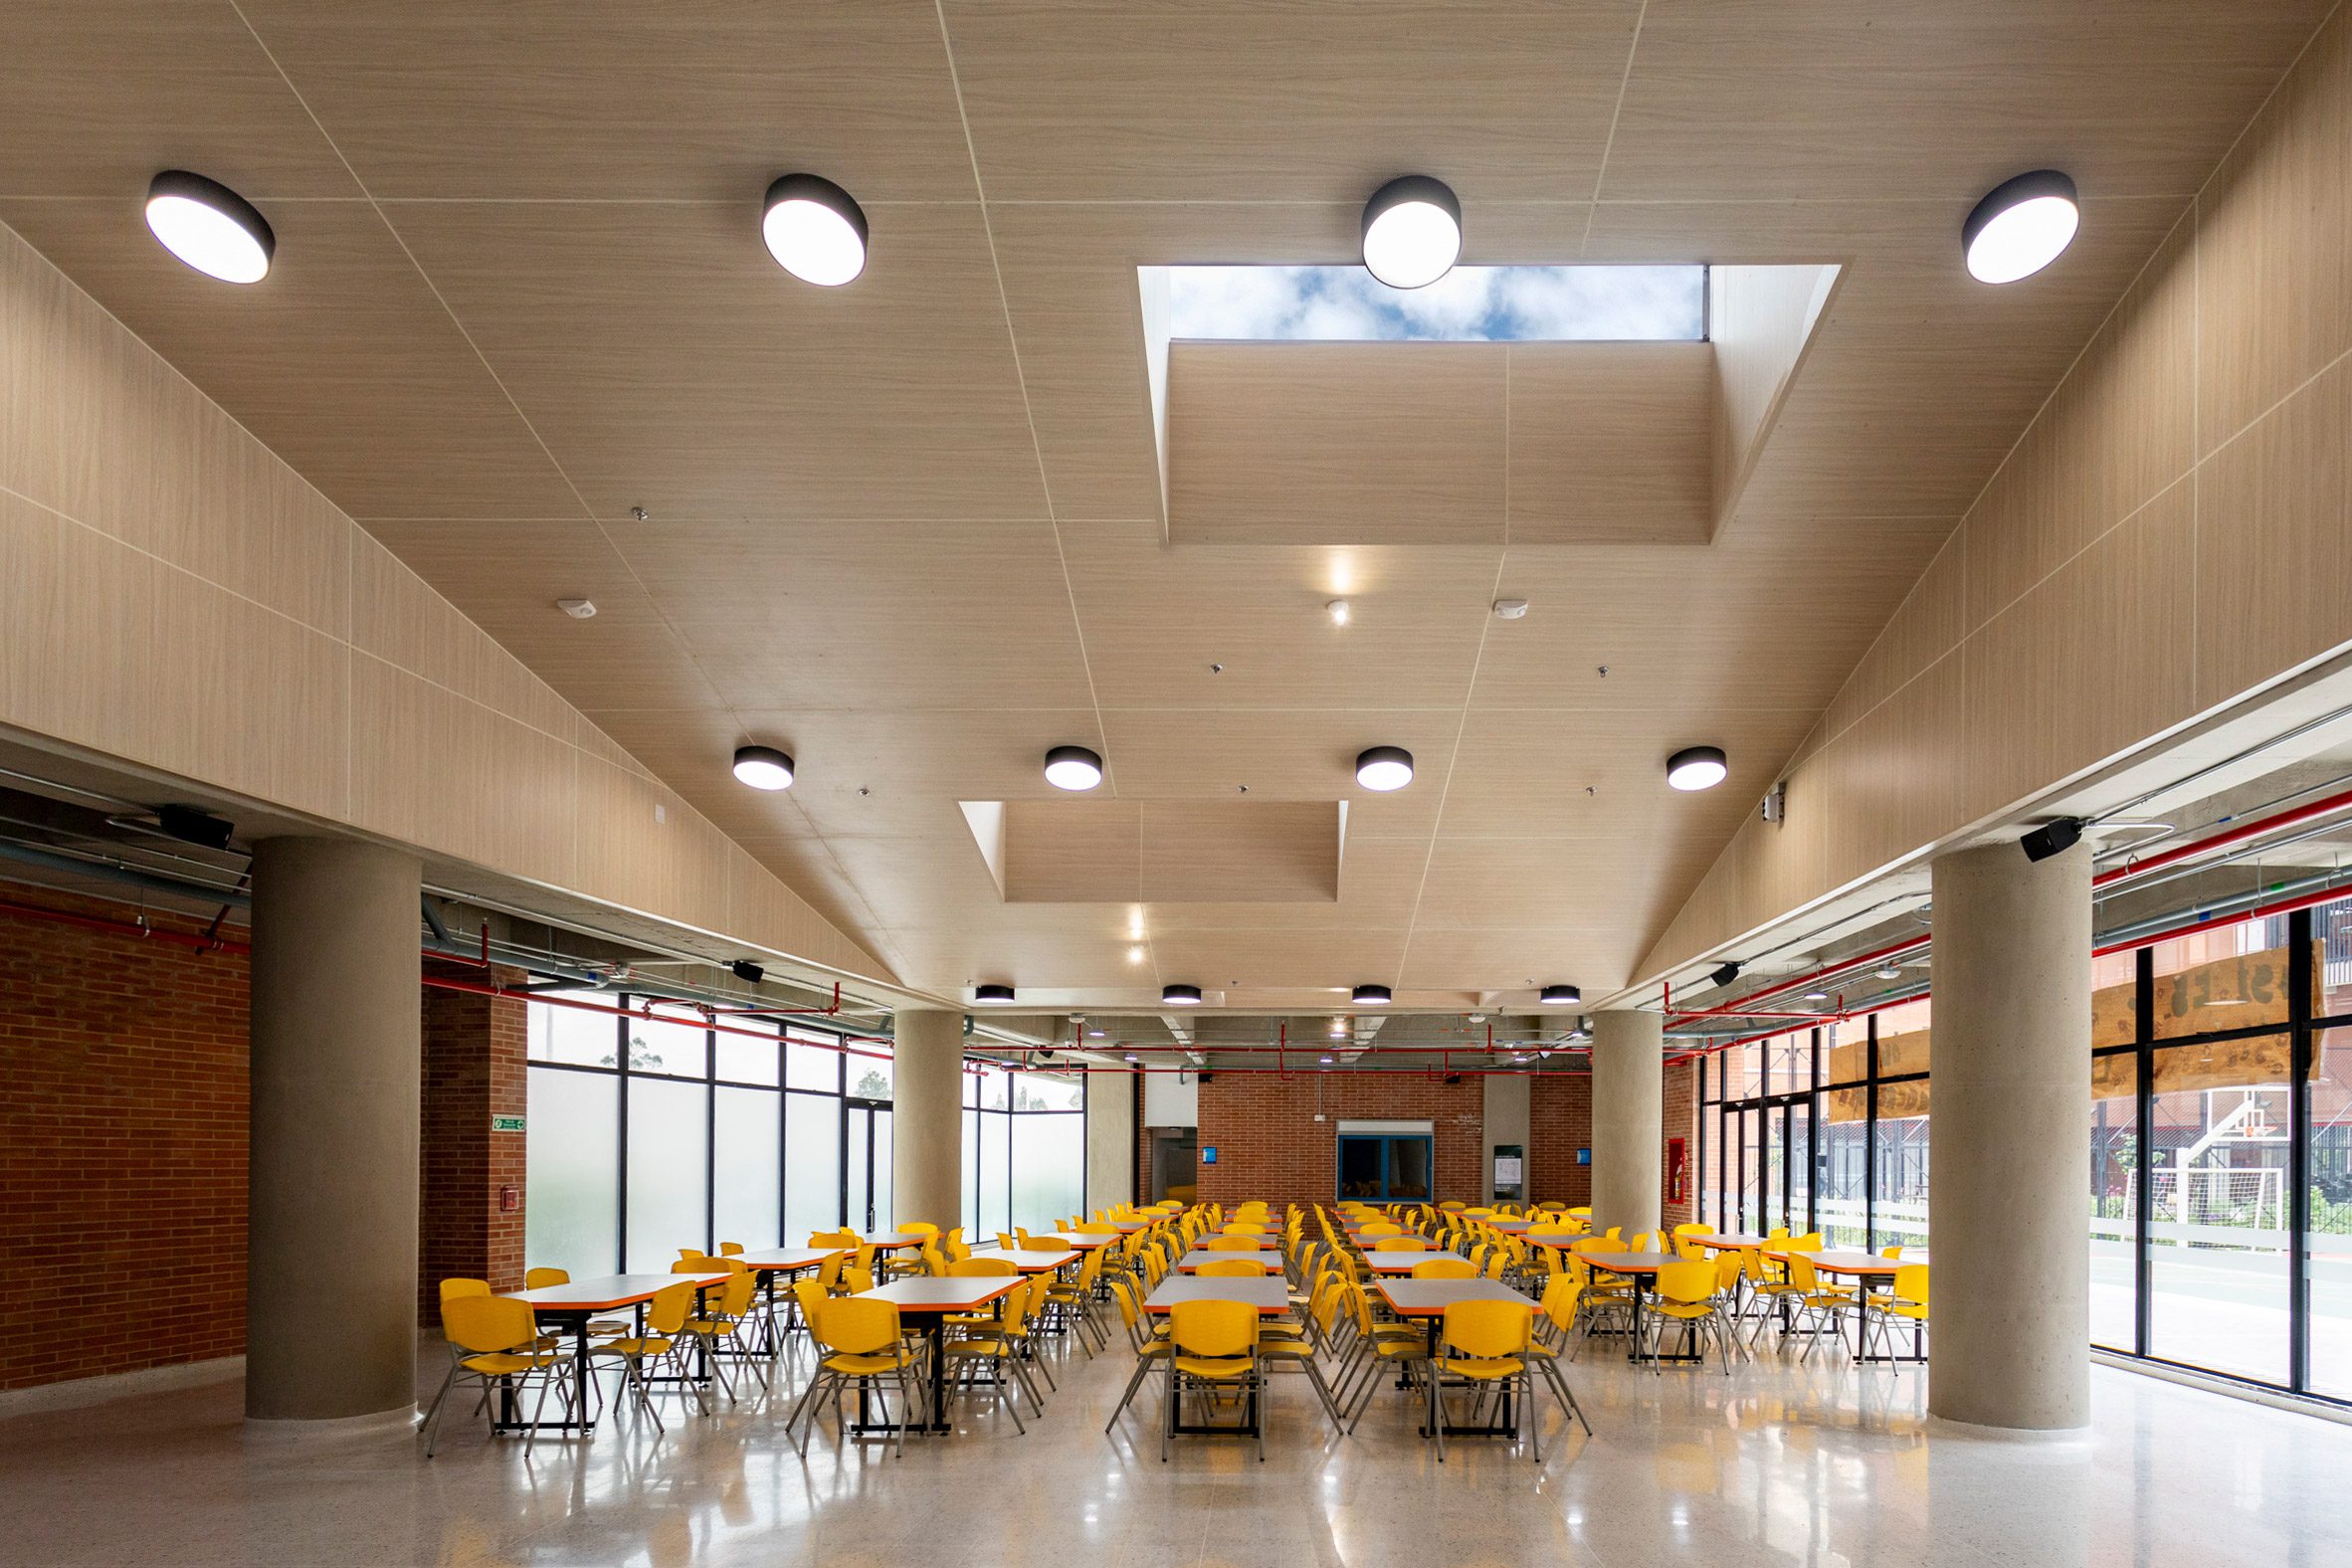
844,1261,876,1294
715,1273,758,1317
1381,1235,1430,1251
523,1267,568,1289
1206,1235,1258,1251
817,1252,846,1290
793,1278,828,1331
1199,1259,1270,1276
673,1258,715,1274
1738,1245,1769,1281
1360,1222,1401,1238
1714,1252,1744,1294
680,1248,705,1261
1788,1255,1823,1290
1792,1232,1825,1251
1442,1299,1531,1359
718,1241,745,1256
1881,1245,1903,1259
1672,1222,1713,1238
1168,1298,1259,1357
1892,1264,1930,1306
816,1296,900,1356
442,1293,539,1355
899,1221,940,1239
1412,1257,1475,1278
646,1280,697,1335
1224,1223,1268,1236
996,1232,1018,1251
919,1242,946,1274
1655,1260,1717,1305
999,1279,1035,1334
949,1258,1016,1276
1538,1274,1582,1334
1674,1238,1705,1261
1483,1251,1507,1278
439,1277,491,1310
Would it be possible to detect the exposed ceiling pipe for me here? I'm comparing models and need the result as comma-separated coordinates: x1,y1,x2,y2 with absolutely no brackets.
2091,780,2352,887
0,840,251,909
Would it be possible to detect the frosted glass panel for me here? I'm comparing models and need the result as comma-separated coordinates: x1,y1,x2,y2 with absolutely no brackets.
786,1035,842,1090
527,993,620,1066
626,1077,708,1271
625,1012,708,1078
1012,1114,1084,1233
525,1068,618,1277
978,1110,1009,1240
785,1092,841,1241
847,1052,894,1102
713,1086,781,1250
714,1027,780,1085
963,1107,980,1240
871,1110,893,1230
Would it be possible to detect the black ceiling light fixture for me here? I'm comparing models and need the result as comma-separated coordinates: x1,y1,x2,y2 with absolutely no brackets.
1354,745,1415,792
145,170,274,283
1963,169,2079,285
156,803,236,851
760,172,869,286
974,983,1016,1005
1351,983,1392,1006
1539,983,1581,1006
1666,745,1728,792
1360,174,1463,290
1708,960,1743,989
729,959,765,985
1043,745,1103,791
2021,816,2086,863
731,744,795,791
1161,983,1202,1006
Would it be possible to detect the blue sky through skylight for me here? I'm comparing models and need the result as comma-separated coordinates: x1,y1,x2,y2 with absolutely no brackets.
1163,265,1707,342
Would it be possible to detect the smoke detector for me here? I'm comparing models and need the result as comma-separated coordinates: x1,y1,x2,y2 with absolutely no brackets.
556,598,597,619
1491,598,1529,620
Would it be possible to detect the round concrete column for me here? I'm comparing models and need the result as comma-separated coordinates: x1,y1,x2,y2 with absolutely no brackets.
245,837,422,1426
1591,1009,1663,1236
1928,839,2091,1431
890,1009,964,1233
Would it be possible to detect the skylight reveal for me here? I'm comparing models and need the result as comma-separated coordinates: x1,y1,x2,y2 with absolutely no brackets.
1164,265,1706,343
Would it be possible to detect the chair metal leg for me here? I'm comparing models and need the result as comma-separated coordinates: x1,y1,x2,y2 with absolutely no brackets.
1106,1353,1159,1432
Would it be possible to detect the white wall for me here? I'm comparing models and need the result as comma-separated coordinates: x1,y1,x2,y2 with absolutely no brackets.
1143,1070,1198,1128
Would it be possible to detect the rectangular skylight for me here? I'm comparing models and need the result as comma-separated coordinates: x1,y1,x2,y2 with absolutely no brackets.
1162,264,1707,343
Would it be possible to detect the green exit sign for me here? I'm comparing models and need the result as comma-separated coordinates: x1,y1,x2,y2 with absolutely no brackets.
490,1114,525,1133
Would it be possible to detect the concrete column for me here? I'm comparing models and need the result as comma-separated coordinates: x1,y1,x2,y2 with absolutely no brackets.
1591,1009,1663,1236
246,837,422,1426
1084,1062,1135,1215
890,1009,964,1232
1929,839,2091,1431
1481,1071,1530,1204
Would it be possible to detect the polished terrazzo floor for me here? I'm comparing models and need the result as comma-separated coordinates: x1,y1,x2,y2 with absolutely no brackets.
2,1321,2347,1568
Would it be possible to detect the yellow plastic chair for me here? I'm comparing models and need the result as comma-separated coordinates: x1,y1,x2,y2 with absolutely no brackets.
1205,1234,1259,1252
941,1279,1048,1430
784,1294,927,1458
422,1293,575,1457
882,1222,939,1278
589,1280,704,1433
1040,1248,1110,1354
1521,1277,1594,1437
1644,1259,1734,1375
1862,1263,1930,1368
1199,1258,1272,1276
682,1271,770,1398
1430,1298,1538,1462
1411,1257,1475,1279
1162,1298,1265,1462
1783,1254,1862,1362
718,1241,745,1257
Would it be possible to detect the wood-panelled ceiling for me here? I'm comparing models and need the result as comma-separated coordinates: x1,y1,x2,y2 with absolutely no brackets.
0,1,2331,1012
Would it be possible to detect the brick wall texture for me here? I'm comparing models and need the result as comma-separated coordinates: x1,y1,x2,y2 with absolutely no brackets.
0,895,526,1391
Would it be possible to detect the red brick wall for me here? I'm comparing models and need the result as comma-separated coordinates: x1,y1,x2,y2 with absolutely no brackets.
418,962,529,1312
1529,1072,1593,1207
1193,1071,1486,1210
0,895,249,1390
1663,1057,1698,1227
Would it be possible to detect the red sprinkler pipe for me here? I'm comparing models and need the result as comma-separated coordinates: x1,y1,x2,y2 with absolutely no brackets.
2092,784,2352,887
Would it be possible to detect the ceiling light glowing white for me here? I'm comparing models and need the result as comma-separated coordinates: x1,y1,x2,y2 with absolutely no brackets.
731,744,795,790
761,172,869,287
1327,598,1351,627
1319,1055,1335,1064
1875,965,1904,981
1804,990,1832,1003
1355,745,1414,792
1539,984,1581,1006
1666,745,1727,792
1352,984,1391,1006
1162,983,1202,1006
1044,744,1103,791
1360,174,1463,290
1963,170,2079,285
145,170,274,284
974,984,1015,1005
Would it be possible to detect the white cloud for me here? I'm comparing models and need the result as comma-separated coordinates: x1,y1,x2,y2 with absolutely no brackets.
1166,265,1706,342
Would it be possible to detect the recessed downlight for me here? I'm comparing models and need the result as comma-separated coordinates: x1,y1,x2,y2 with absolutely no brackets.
1963,169,2079,285
761,172,869,287
731,744,795,791
1803,990,1832,1003
1361,175,1463,290
974,984,1016,1005
1539,984,1581,1006
1666,745,1727,792
1319,1055,1335,1064
1352,983,1392,1006
1044,744,1103,791
1355,746,1415,791
1162,983,1202,1006
145,171,274,284
1875,965,1904,981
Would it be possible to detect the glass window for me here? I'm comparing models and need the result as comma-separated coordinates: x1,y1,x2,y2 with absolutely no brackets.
1012,1113,1084,1233
624,1007,708,1078
785,1033,842,1090
2150,921,2292,1039
1163,263,1709,342
1818,1093,1869,1247
978,1110,1009,1239
1870,1092,1930,1252
625,1077,709,1271
963,1106,981,1240
847,1053,894,1103
2147,1037,2290,1383
2308,1024,2352,1399
714,1024,780,1085
978,1067,1011,1111
524,1068,618,1276
527,992,620,1066
2090,1053,2139,1350
784,1092,841,1243
712,1086,780,1250
1015,1073,1082,1112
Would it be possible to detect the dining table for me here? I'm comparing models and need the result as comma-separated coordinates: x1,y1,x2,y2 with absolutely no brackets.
1574,1252,1691,1362
849,1275,1025,1435
729,1247,844,1355
1368,1277,1537,1438
500,1271,730,1432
